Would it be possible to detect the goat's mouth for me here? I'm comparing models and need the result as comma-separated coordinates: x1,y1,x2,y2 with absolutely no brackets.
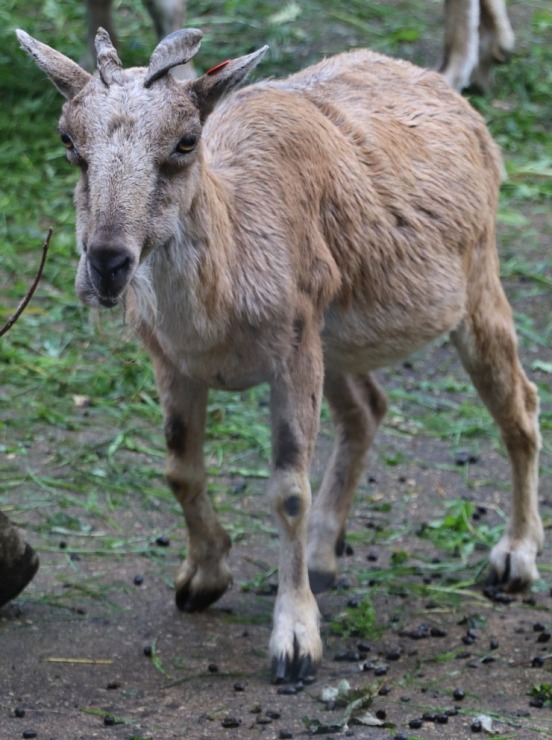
78,282,123,309
98,294,121,309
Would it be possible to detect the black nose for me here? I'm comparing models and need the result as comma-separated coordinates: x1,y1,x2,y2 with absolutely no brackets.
87,246,133,302
89,248,130,280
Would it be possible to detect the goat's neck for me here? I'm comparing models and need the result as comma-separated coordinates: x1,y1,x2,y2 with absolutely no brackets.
132,164,239,344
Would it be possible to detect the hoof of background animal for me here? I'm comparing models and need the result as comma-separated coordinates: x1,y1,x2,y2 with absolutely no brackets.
488,536,541,594
492,46,513,65
271,643,317,685
308,569,336,595
334,530,346,557
0,543,39,608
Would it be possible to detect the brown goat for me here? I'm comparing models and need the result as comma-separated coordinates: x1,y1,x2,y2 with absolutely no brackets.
17,27,542,683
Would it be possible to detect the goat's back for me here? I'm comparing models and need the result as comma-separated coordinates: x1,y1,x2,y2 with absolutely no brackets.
205,50,503,368
207,50,501,261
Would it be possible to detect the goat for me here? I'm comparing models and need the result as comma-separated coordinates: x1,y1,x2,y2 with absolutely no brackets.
17,27,542,683
440,0,514,91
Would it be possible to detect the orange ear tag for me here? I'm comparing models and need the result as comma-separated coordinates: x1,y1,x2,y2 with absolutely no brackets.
206,60,232,76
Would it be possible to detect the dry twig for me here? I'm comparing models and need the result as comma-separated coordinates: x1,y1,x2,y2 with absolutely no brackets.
0,227,52,337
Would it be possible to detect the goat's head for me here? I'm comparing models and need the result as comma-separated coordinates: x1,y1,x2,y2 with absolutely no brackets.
17,28,267,308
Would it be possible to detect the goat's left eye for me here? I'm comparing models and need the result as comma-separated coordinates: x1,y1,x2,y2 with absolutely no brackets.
60,133,74,150
175,134,197,154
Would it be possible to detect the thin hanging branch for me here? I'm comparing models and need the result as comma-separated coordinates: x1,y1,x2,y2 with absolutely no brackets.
0,228,52,338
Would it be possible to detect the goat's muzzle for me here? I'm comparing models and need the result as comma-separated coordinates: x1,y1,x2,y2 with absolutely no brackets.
87,245,134,307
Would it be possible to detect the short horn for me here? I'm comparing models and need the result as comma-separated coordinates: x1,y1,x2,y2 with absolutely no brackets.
95,27,123,86
144,28,203,88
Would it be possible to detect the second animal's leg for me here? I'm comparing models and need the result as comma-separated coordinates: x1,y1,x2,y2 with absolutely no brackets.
451,268,543,592
143,0,184,40
440,0,480,90
154,360,232,611
143,0,194,79
84,0,117,69
472,0,515,92
307,372,387,593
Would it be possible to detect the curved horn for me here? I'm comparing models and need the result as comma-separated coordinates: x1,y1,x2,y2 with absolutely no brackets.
144,29,203,88
95,27,123,86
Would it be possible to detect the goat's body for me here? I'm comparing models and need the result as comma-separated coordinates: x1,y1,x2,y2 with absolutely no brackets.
18,29,543,684
133,51,499,381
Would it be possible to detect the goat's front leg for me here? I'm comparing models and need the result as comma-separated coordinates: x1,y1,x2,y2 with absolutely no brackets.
268,320,324,683
154,359,232,611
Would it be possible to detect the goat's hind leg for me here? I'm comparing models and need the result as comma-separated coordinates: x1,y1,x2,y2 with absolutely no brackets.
154,360,232,611
451,281,543,592
308,372,387,593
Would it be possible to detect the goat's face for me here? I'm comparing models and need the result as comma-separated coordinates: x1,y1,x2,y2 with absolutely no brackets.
63,73,203,308
16,27,267,308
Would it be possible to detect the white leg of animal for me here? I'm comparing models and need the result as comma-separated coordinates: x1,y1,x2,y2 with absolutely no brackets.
142,0,194,80
481,0,515,61
153,359,233,610
268,314,324,683
307,373,387,592
472,0,515,91
451,270,543,591
440,0,480,90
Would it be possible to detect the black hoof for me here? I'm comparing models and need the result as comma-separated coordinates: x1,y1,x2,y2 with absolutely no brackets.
308,569,336,595
486,554,527,598
335,531,346,557
271,647,316,685
487,552,527,592
0,544,39,609
175,584,225,612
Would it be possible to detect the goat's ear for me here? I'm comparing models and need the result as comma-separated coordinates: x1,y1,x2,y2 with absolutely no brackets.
191,46,269,120
16,29,91,99
145,29,203,87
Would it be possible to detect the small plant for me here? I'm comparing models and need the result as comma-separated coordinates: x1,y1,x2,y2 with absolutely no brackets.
418,499,501,560
330,594,382,639
528,683,552,708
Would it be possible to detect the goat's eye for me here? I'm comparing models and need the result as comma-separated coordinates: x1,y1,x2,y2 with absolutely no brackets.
175,134,197,154
60,133,74,150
